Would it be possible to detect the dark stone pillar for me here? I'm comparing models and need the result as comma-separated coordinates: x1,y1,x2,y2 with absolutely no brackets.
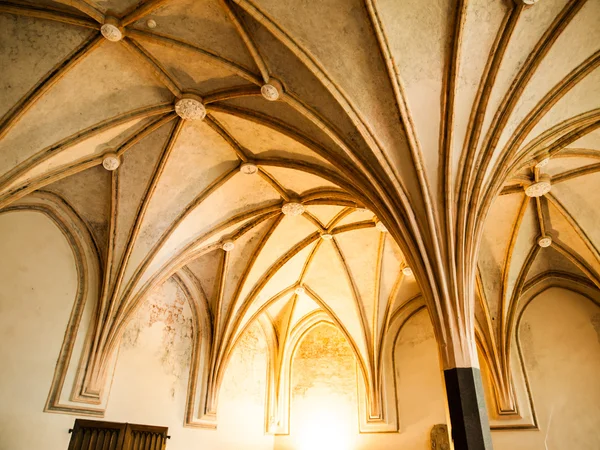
443,367,493,450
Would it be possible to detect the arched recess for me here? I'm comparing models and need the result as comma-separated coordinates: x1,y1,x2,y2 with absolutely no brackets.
378,295,427,433
0,191,236,427
382,295,448,441
253,283,391,436
0,193,87,449
269,310,334,435
171,268,215,428
280,317,359,450
0,190,104,415
496,280,600,449
106,263,268,432
480,274,600,431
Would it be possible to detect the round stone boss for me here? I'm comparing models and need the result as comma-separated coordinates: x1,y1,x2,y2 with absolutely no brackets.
281,202,305,216
175,95,206,121
102,153,120,171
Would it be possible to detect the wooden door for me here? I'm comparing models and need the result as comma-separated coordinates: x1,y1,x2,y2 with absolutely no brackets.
67,420,126,450
67,419,168,450
122,423,168,450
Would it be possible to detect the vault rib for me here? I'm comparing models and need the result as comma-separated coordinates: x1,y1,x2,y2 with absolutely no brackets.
172,267,215,426
551,242,600,289
0,33,103,141
499,194,529,343
0,103,174,195
0,113,177,209
0,2,100,29
125,29,262,84
547,121,600,157
204,114,251,162
502,243,539,373
94,119,184,366
375,256,403,372
552,162,600,184
330,235,374,377
54,0,104,23
473,301,515,415
257,168,290,201
325,207,354,229
84,165,118,382
205,247,230,412
500,111,600,179
510,109,600,165
114,113,178,157
300,211,324,231
121,37,182,98
534,196,545,237
372,231,385,368
203,87,261,104
213,249,229,349
219,0,270,83
363,0,429,200
121,0,171,27
217,214,285,361
545,193,600,263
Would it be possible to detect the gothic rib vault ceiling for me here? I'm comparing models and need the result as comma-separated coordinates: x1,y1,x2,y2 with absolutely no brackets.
0,0,599,427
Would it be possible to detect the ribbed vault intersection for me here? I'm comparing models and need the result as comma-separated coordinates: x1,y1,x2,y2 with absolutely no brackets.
0,0,599,446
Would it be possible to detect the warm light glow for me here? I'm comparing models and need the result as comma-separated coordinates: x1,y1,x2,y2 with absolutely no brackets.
296,401,354,450
292,388,357,450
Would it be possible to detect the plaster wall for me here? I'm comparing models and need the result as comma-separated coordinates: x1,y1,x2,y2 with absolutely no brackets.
1,212,599,450
489,287,600,450
0,211,79,450
275,310,447,450
105,279,273,450
0,211,273,450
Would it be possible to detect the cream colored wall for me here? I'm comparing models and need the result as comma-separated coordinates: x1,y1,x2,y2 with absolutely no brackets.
351,308,448,450
1,211,599,450
105,279,273,450
275,310,447,450
102,278,198,447
490,287,600,450
0,210,273,450
0,211,78,450
274,323,359,450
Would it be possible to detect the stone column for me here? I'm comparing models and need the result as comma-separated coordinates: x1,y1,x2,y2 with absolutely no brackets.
428,296,494,449
443,367,493,449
